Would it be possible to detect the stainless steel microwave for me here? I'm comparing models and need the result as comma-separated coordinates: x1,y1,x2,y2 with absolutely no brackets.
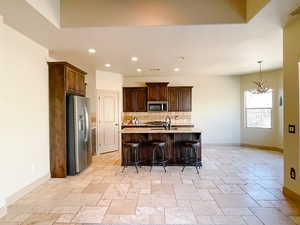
147,101,168,112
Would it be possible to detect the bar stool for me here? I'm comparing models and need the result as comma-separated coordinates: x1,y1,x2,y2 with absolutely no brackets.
123,142,141,173
150,141,168,172
181,141,202,174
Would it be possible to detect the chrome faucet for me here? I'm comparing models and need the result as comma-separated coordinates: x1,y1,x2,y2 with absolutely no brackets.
164,115,171,130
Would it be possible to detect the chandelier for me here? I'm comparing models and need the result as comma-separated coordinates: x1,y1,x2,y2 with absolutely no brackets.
250,60,270,94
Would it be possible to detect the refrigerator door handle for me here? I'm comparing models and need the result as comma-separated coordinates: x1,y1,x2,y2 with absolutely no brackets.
84,104,89,143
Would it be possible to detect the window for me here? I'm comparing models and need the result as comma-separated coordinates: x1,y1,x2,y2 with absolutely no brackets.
245,90,272,128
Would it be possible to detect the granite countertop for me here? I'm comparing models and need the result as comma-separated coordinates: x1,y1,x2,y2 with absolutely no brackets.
121,127,202,134
122,123,194,127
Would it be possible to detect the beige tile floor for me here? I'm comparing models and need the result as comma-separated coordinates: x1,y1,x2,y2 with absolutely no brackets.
1,146,300,225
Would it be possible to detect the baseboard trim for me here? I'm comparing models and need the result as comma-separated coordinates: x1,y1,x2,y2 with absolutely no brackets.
203,143,241,147
283,186,300,202
6,173,50,206
240,144,283,153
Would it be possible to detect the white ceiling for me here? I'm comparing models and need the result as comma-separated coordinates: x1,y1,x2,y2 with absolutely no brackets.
1,0,300,77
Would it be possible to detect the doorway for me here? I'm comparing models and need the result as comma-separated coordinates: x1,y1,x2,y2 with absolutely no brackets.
96,90,119,154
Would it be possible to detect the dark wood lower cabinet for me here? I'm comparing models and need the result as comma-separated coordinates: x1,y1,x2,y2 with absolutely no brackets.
121,132,201,166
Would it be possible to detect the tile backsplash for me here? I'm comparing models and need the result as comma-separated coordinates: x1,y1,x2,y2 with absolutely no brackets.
122,112,192,125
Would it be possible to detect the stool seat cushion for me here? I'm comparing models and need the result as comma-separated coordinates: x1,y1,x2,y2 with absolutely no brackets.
124,142,140,148
150,141,166,147
183,141,200,147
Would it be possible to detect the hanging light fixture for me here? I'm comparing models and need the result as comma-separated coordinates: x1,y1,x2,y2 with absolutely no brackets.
250,60,270,94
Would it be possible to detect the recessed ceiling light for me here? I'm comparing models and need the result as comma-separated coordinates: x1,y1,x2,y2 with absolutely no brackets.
137,68,142,72
131,57,138,62
105,63,111,68
88,48,96,54
174,68,180,72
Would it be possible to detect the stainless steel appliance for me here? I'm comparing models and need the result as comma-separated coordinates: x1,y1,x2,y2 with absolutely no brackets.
67,95,91,175
147,101,168,112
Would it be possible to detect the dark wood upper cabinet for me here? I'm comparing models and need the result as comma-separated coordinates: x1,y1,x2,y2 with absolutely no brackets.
146,82,169,101
168,86,193,112
123,84,192,113
64,64,86,96
168,87,179,112
76,73,86,96
123,87,147,112
179,87,192,112
65,66,77,92
48,62,87,178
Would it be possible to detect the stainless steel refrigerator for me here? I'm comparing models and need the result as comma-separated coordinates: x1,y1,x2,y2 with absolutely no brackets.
67,95,91,175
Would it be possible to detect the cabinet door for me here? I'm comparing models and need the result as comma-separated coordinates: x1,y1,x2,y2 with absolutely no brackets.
168,87,179,112
123,88,133,112
76,73,86,96
135,88,147,112
147,86,160,101
159,86,168,101
65,67,77,92
179,87,192,112
123,88,147,112
147,84,168,101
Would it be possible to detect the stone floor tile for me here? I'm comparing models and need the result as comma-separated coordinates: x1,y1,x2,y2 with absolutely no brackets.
82,183,109,193
191,201,223,216
165,207,197,224
0,212,31,222
119,214,150,224
106,199,137,215
150,215,165,224
55,213,74,223
22,213,60,225
196,215,214,224
151,184,174,195
218,184,245,194
250,207,295,225
242,216,264,225
212,215,247,225
2,147,300,224
212,194,260,208
71,206,107,223
136,207,164,216
222,208,253,216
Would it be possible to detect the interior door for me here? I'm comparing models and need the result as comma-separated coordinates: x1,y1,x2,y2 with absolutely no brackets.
97,91,119,154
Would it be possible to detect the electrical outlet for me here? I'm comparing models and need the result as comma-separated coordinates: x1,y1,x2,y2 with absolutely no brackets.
289,124,296,134
290,168,296,180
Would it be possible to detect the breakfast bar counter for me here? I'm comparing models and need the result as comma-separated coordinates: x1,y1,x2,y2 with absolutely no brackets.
121,127,202,134
121,128,202,166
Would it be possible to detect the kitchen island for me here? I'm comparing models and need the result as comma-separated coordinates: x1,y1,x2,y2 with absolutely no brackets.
121,128,202,166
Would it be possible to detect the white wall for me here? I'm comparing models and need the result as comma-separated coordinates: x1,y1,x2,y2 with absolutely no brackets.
124,75,241,145
240,69,284,149
0,17,50,213
25,0,60,28
283,16,300,195
96,70,124,91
